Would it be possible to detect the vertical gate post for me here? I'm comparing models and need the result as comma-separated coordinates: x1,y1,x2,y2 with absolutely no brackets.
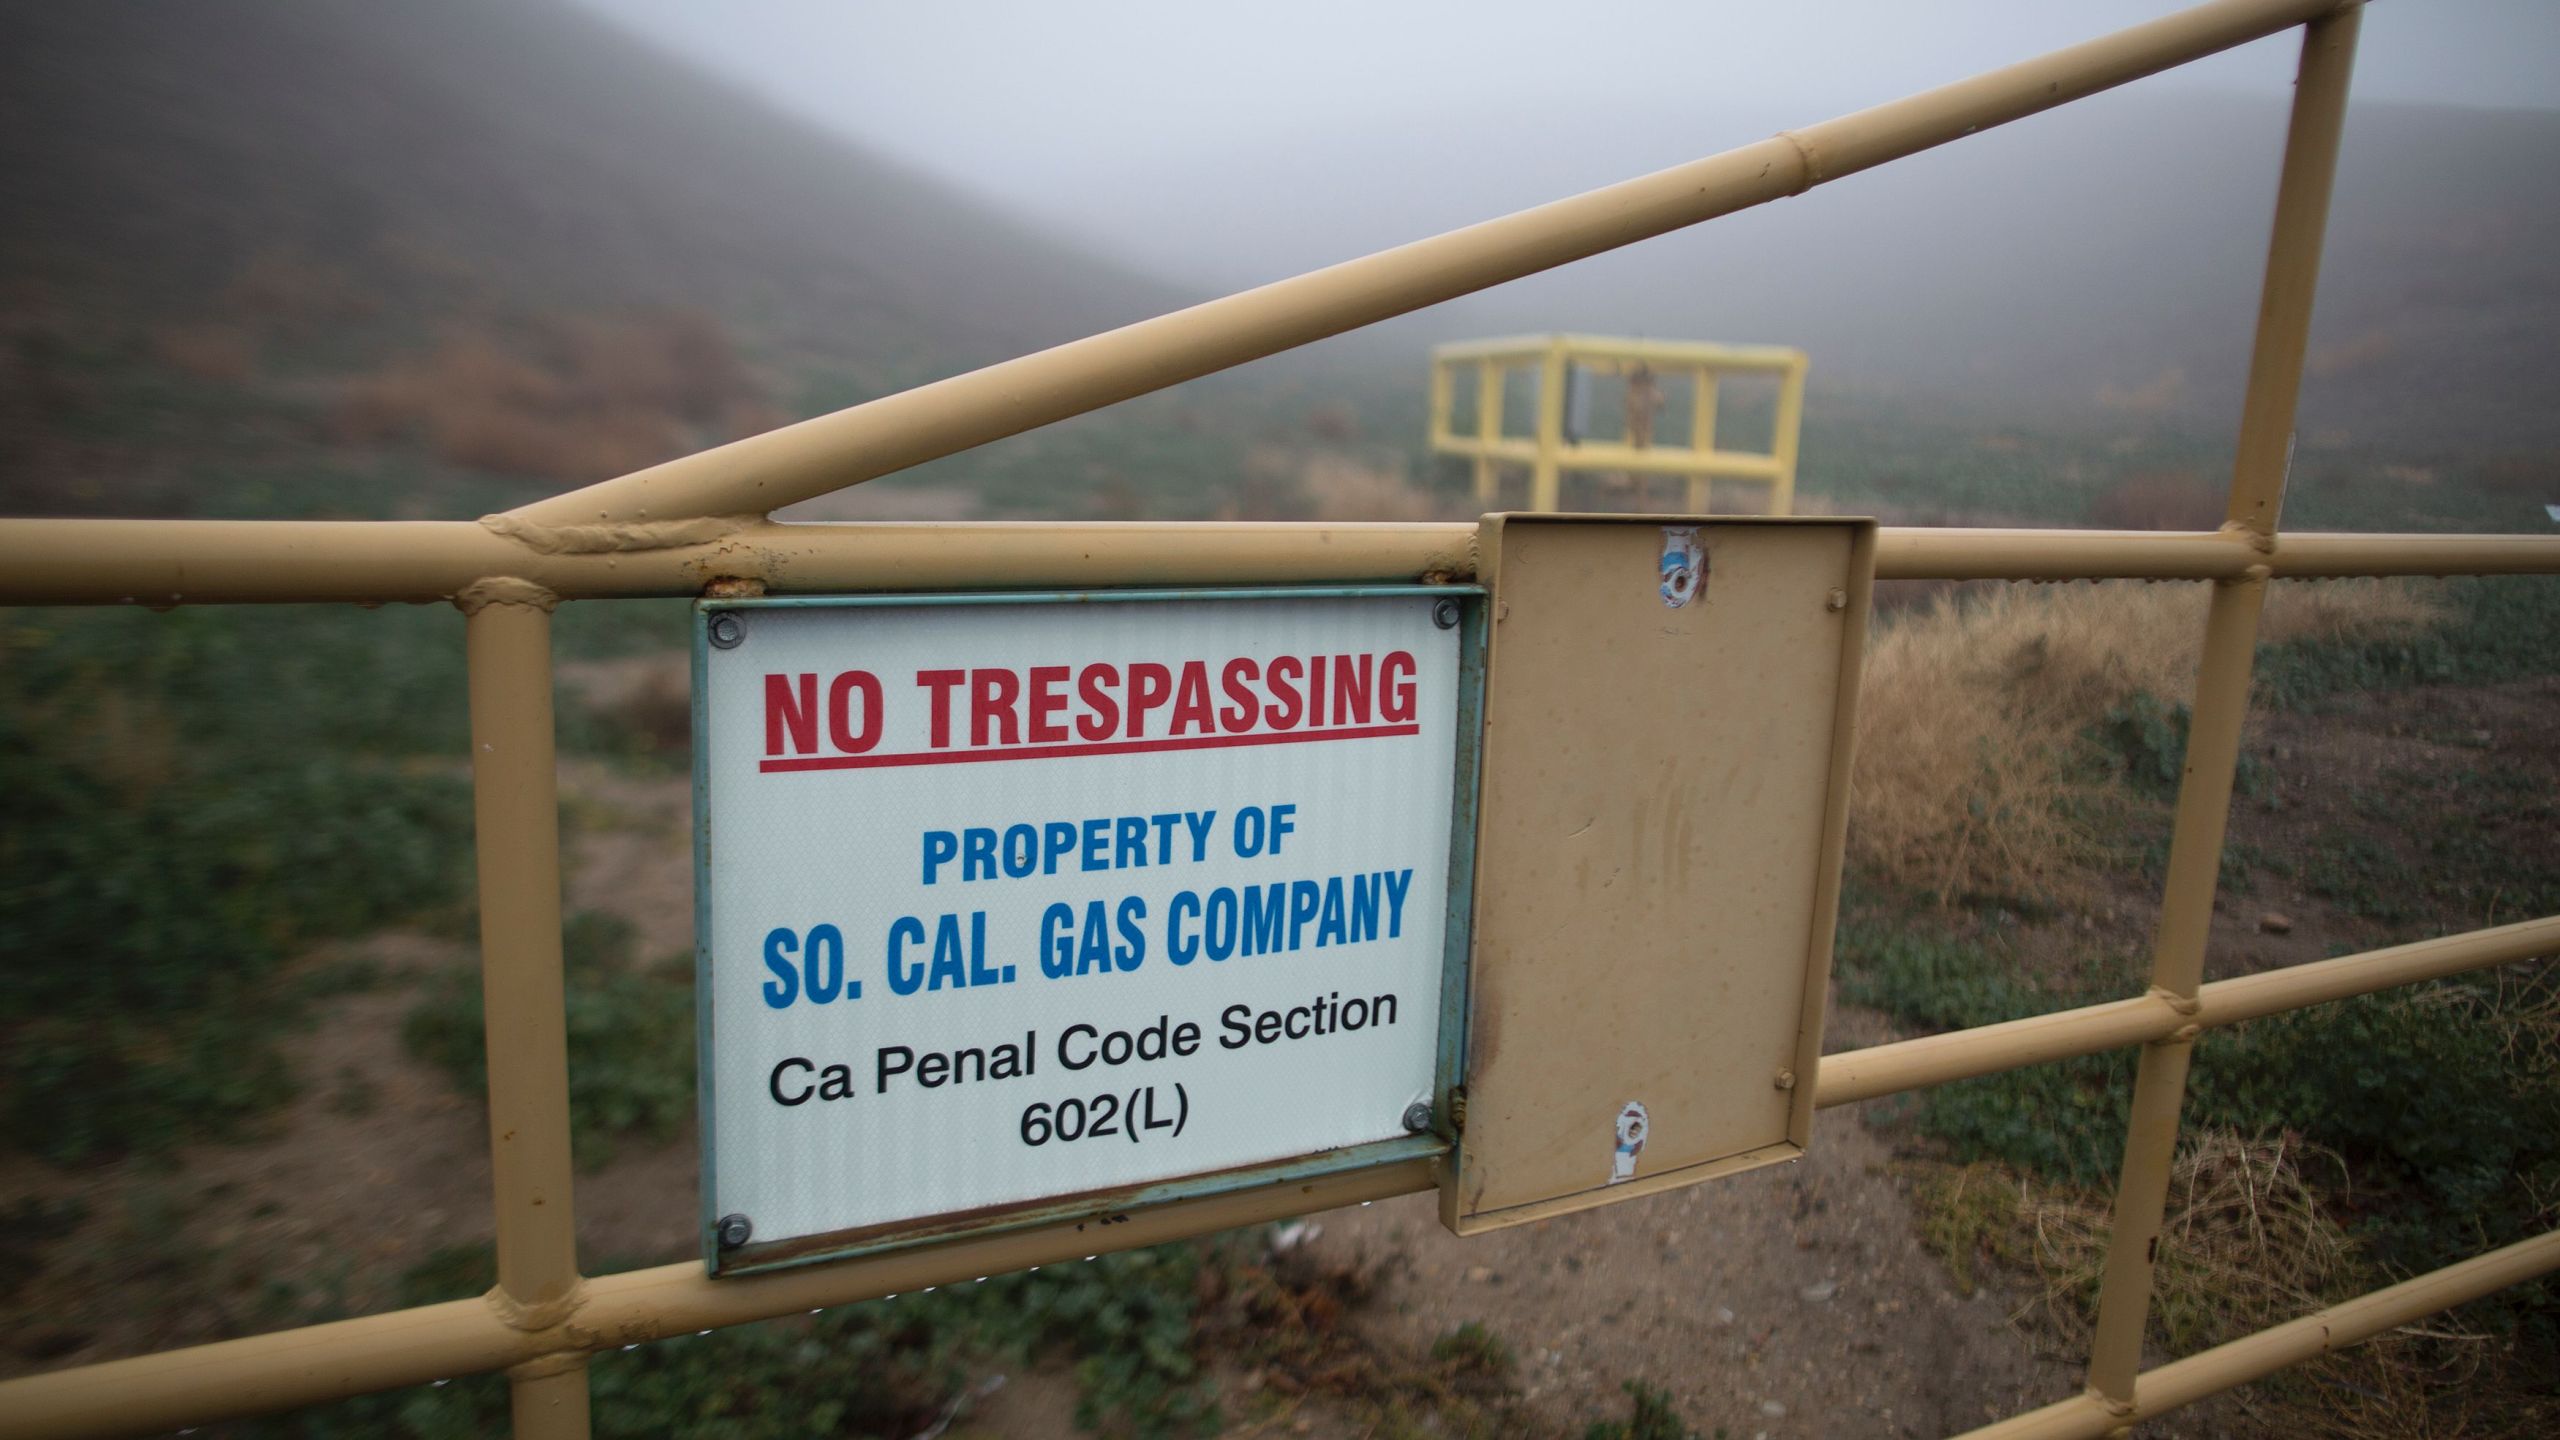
2084,6,2359,1410
1474,360,1505,504
461,581,590,1439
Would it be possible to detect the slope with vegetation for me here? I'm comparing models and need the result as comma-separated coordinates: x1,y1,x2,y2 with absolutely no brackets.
1831,459,2560,1434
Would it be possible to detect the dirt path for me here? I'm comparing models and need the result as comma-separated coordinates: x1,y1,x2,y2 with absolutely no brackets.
1297,1040,2074,1438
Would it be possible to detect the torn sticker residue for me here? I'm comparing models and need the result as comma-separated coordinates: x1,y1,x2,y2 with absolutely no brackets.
1659,527,1704,608
1610,1100,1650,1184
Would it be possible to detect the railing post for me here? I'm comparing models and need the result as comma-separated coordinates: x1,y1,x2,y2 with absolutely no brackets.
1686,366,1719,513
2084,6,2358,1412
1474,360,1504,504
1427,356,1453,452
461,580,590,1440
1531,338,1568,511
1771,356,1807,517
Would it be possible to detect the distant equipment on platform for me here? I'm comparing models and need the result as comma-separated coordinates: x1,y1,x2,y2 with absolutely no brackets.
1428,335,1807,516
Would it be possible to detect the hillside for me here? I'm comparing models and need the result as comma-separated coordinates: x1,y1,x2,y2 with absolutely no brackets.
0,1,1187,518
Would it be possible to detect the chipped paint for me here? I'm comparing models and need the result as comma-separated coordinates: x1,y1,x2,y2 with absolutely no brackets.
483,1277,588,1333
481,511,752,556
454,576,560,614
1774,127,1826,191
1610,1100,1649,1183
1659,526,1705,607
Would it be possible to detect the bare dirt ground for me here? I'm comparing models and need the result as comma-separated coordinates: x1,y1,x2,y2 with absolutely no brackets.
6,673,2551,1435
1295,1090,2078,1436
0,928,501,1370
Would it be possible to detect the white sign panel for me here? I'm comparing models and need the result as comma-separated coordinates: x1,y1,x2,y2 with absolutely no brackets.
697,591,1464,1266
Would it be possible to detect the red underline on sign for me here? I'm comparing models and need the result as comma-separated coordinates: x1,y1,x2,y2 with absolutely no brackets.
758,723,1422,773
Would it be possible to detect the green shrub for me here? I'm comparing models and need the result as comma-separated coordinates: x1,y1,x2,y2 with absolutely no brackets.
1839,917,2560,1342
2090,692,2190,799
0,607,472,1160
1430,1320,1515,1381
2256,575,2560,708
241,1240,1222,1439
2190,969,2560,1280
1583,1380,1697,1440
1836,921,2139,1182
2301,766,2560,934
403,912,695,1171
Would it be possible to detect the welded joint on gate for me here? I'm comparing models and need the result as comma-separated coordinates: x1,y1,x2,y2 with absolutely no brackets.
2146,987,2202,1017
1772,129,1825,192
2209,559,2276,590
485,1278,591,1334
505,1349,590,1382
481,510,754,556
2218,519,2278,555
2144,988,2206,1046
455,576,561,614
2087,1381,2138,1420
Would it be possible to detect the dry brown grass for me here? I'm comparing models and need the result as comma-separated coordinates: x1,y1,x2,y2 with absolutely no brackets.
1911,1131,2482,1439
2308,327,2399,380
149,322,258,383
2096,365,2189,414
2475,453,2560,501
217,246,376,331
1850,578,2445,902
2086,470,2226,531
1226,445,1470,523
333,310,767,482
1298,452,1449,522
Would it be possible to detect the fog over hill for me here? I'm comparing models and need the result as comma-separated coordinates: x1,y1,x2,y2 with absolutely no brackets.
0,2,1182,381
4,0,2553,522
986,87,2560,451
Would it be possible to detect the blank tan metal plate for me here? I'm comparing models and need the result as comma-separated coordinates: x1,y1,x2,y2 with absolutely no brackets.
1443,515,1873,1233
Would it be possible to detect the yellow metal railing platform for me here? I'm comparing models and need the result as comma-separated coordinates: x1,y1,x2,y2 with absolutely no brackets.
1428,334,1806,514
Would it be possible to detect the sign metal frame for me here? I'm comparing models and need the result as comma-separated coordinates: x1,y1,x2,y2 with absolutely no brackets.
691,585,1487,1276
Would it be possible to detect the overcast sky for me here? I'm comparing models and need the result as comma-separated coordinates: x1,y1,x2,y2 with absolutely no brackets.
568,0,2558,299
575,1,2556,201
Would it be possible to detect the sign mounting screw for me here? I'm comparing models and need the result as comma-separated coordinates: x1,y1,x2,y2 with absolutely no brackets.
1431,598,1461,630
708,614,747,649
715,1213,753,1249
1402,1102,1435,1133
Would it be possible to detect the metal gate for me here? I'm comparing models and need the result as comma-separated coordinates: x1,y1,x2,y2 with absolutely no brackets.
2,2,2554,1436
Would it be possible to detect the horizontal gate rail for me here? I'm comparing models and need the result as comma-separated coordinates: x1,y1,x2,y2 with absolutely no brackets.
0,520,2555,607
1970,1229,2560,1440
0,1161,1434,1440
1815,914,2560,1108
6,1,2558,1437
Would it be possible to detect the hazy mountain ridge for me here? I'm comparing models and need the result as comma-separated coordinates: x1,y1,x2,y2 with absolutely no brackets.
0,2,1183,376
3,2,2550,527
1001,88,2560,451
